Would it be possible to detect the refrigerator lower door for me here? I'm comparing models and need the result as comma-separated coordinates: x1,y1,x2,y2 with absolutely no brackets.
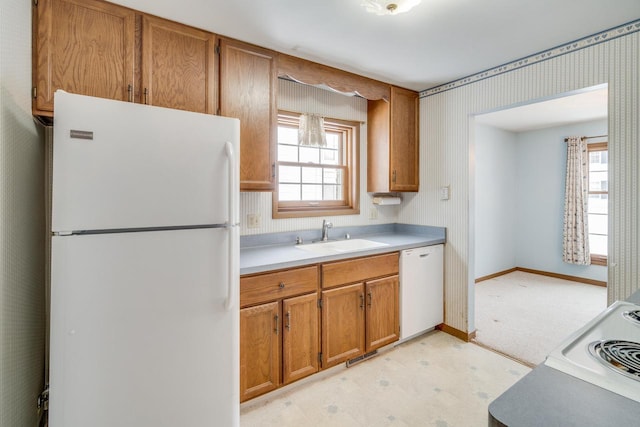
49,228,239,427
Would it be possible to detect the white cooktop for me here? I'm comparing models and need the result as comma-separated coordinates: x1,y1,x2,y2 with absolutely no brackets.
545,300,640,402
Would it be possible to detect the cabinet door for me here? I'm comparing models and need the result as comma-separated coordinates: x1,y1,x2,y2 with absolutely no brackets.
365,275,400,351
141,15,216,114
34,0,135,115
282,293,319,384
240,302,280,402
321,283,365,368
389,86,419,191
219,38,277,191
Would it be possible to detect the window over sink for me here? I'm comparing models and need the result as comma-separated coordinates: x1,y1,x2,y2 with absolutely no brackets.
272,111,360,218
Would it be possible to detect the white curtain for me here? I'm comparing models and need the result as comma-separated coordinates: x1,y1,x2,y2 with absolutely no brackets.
563,136,591,265
298,114,327,147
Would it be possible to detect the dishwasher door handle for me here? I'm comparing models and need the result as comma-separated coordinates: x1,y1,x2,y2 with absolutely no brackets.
419,253,430,258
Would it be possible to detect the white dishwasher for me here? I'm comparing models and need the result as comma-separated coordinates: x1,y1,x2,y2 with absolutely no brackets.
399,244,444,341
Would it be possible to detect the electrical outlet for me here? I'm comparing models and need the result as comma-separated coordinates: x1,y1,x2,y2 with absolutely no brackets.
369,207,378,220
246,213,261,228
440,186,450,201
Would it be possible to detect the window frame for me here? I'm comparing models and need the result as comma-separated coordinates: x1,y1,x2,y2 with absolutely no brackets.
272,111,360,218
587,141,608,266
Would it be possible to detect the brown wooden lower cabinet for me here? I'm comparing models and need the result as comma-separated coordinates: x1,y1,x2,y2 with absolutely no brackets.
240,301,280,402
240,292,319,402
282,293,319,384
365,275,400,351
321,276,400,369
321,283,366,368
240,252,400,402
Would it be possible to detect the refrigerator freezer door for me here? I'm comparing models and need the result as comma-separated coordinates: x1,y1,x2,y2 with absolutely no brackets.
52,91,240,232
49,229,239,427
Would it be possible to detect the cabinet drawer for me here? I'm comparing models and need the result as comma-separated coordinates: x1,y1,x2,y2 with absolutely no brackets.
322,252,399,289
241,266,318,307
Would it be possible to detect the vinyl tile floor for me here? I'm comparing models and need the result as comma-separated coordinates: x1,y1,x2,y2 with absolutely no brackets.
240,331,530,427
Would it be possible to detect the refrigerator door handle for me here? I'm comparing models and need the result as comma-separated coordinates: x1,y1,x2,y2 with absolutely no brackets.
224,141,239,311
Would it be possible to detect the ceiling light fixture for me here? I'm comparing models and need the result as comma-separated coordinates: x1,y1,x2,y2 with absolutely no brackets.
361,0,421,16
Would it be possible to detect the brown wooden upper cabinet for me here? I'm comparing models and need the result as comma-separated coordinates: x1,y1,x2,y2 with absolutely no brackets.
33,0,216,116
141,15,216,114
367,86,419,192
33,0,136,115
218,38,277,191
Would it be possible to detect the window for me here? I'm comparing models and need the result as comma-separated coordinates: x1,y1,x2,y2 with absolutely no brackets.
273,112,359,218
587,142,608,265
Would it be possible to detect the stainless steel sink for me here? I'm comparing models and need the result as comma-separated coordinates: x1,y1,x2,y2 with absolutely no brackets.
295,238,388,255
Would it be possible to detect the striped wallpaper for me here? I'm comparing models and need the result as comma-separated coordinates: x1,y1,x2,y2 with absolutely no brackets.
239,79,400,235
1,0,46,424
399,25,640,334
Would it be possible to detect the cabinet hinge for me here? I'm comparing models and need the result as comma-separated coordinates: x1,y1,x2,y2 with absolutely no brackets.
215,45,221,55
32,87,37,99
317,298,322,309
37,385,49,411
34,0,38,6
318,352,323,364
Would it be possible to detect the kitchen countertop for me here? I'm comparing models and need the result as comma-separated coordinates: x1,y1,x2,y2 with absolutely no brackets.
240,223,445,275
488,290,640,426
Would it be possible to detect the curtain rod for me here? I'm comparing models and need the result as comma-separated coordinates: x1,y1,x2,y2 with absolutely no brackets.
564,134,608,142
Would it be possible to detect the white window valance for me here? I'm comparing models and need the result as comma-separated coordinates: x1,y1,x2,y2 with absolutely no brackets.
298,113,327,147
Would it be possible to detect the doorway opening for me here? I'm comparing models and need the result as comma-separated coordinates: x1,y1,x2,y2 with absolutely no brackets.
469,85,609,366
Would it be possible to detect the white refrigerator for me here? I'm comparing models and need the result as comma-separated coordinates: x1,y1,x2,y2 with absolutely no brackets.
49,92,240,427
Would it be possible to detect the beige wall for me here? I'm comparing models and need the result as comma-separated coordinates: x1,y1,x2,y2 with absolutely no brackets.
400,27,640,333
1,0,46,425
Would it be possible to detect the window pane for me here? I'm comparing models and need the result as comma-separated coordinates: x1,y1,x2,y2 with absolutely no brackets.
325,133,340,150
301,167,322,184
589,234,607,256
299,147,320,164
323,185,341,200
589,151,608,171
588,213,608,235
588,194,608,215
279,166,300,183
323,168,342,185
589,171,608,192
321,148,339,165
278,126,298,145
279,184,300,201
301,184,322,200
278,144,298,162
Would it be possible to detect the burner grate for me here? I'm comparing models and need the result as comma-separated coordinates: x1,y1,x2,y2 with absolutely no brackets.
623,310,640,325
590,340,640,382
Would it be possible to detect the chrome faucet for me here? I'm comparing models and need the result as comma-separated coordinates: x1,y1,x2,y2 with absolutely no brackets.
321,219,333,241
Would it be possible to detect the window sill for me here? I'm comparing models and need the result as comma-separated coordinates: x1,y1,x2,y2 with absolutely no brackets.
591,254,607,266
273,206,360,219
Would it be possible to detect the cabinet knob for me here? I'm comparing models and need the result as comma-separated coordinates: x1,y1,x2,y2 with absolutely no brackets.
279,282,285,288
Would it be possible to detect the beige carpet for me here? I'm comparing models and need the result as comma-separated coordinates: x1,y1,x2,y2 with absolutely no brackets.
474,271,607,366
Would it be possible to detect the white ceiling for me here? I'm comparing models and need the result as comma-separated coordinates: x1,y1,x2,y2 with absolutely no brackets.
474,87,608,132
113,0,640,92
